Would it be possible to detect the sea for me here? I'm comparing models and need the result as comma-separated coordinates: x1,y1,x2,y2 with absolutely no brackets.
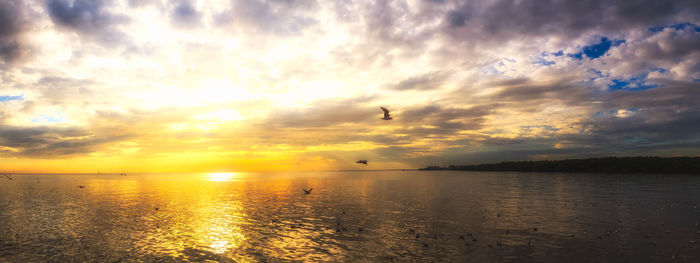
1,171,699,262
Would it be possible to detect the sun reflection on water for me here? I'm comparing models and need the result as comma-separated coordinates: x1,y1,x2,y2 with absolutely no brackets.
122,175,252,261
207,172,237,182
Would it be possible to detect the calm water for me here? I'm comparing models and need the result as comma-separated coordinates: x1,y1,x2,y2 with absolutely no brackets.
1,171,700,262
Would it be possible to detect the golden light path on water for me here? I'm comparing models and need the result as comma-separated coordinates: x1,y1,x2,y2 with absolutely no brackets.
131,173,251,261
2,172,700,262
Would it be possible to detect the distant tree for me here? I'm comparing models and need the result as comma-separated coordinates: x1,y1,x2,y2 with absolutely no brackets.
419,156,700,174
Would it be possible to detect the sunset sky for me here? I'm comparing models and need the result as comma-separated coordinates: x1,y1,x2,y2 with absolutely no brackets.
0,0,699,172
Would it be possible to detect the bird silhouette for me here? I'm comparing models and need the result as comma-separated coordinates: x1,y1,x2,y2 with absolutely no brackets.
4,174,12,180
303,188,313,194
356,160,368,165
380,107,393,120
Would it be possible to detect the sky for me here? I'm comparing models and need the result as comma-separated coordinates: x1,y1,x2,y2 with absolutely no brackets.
0,0,699,173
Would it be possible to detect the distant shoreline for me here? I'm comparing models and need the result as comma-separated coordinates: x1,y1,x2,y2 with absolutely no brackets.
419,156,700,174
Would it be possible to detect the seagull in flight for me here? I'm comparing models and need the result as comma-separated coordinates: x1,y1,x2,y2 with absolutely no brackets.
303,188,313,194
356,160,368,165
380,107,393,120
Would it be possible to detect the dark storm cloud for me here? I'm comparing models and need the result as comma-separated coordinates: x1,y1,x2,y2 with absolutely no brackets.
46,0,129,44
442,0,700,39
418,79,700,165
606,27,700,78
0,40,20,62
170,0,201,27
0,125,126,157
48,0,115,31
0,0,28,63
216,0,318,35
603,79,700,110
362,0,440,47
587,112,700,145
389,71,450,91
417,125,700,166
493,80,587,103
475,78,593,112
397,104,492,132
587,80,700,140
446,10,466,27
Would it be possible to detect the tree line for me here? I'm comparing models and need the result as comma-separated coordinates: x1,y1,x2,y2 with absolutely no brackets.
420,156,700,174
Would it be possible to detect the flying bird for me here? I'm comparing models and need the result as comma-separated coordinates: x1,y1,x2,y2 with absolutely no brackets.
380,107,393,120
303,188,313,194
356,160,368,165
4,174,12,180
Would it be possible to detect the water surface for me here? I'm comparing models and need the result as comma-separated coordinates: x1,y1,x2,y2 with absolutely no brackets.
1,171,699,262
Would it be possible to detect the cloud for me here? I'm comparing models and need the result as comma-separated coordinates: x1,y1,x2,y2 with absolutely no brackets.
216,0,318,35
398,104,491,128
419,79,700,164
170,0,201,27
484,78,592,110
0,125,127,157
34,76,96,103
1,0,699,171
389,71,450,91
443,0,700,40
259,97,378,129
0,0,29,63
48,0,114,31
46,0,129,45
601,26,700,81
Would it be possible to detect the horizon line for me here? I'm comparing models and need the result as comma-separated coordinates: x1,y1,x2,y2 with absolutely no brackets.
0,169,420,175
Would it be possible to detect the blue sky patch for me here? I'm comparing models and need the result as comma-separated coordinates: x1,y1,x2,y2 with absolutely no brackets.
649,67,667,73
593,108,639,118
482,58,517,75
649,22,700,33
533,57,555,66
589,69,607,78
608,73,660,91
569,37,625,60
584,68,610,84
0,95,23,102
31,113,67,124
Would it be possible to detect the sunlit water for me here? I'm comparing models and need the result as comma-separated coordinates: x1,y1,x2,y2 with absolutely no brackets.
1,171,700,262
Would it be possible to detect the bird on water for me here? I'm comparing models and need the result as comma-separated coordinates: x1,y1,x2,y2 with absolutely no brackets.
356,160,368,165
